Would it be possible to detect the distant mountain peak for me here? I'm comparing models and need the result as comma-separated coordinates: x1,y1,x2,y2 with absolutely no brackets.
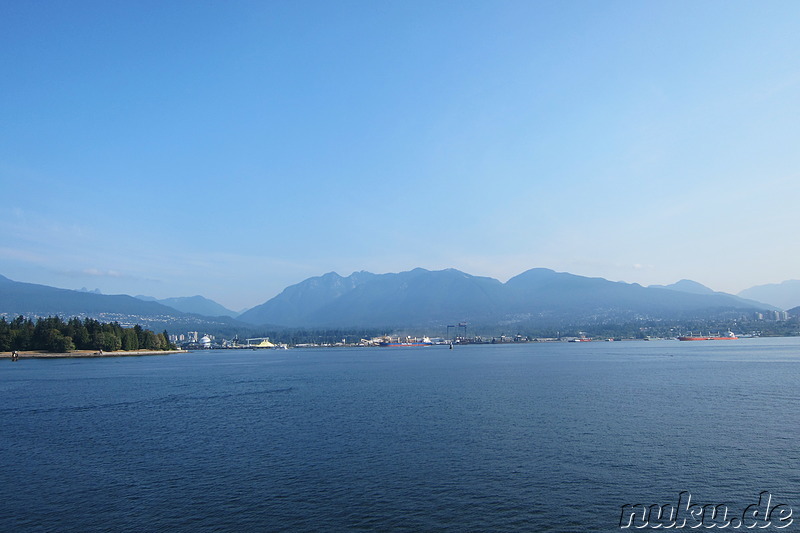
516,267,557,276
738,280,800,310
649,279,716,295
78,287,103,294
134,294,237,317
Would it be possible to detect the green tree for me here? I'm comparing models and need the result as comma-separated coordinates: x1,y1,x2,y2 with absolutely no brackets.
0,318,11,352
121,329,139,351
84,318,102,339
11,318,34,351
142,330,161,350
32,317,55,349
95,331,121,352
47,329,75,353
155,332,168,350
134,325,145,348
66,318,91,349
162,330,175,350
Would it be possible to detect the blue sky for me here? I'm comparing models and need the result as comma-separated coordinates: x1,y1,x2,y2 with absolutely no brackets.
2,1,799,310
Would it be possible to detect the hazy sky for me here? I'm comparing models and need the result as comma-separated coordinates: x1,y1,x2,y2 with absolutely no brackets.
2,1,799,310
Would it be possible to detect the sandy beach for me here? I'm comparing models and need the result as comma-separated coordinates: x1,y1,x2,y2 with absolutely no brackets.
1,349,185,359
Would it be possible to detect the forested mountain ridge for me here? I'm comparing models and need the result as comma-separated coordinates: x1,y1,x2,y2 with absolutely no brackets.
1,269,780,331
0,276,245,333
135,295,238,318
238,268,773,328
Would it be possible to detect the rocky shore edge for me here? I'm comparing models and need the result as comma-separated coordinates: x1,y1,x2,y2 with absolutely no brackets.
1,349,185,359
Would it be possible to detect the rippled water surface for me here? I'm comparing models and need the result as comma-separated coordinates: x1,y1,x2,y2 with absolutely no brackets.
2,338,800,531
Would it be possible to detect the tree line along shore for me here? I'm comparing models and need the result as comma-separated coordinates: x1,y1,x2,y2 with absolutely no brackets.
0,316,177,354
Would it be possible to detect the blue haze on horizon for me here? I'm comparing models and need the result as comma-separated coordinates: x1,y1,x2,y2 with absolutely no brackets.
2,1,799,310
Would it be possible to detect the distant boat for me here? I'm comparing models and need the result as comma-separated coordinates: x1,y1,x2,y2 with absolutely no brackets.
678,331,738,341
379,342,430,347
378,336,434,347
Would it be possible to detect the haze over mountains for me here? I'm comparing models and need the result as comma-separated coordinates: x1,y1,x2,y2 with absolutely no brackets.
0,274,241,331
737,280,800,311
135,295,239,318
648,279,717,295
1,269,791,331
236,268,777,328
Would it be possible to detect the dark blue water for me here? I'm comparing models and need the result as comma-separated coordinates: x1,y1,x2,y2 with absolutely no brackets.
2,338,800,531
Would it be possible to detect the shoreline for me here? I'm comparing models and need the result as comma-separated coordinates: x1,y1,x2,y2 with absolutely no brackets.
1,349,185,359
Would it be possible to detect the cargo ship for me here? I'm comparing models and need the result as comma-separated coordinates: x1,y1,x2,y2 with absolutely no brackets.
677,331,738,341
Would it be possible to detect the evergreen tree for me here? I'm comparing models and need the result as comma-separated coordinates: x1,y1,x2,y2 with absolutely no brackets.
11,318,34,351
142,331,159,350
67,318,91,349
95,331,122,352
155,332,167,350
0,318,11,352
121,329,139,351
1,316,173,353
134,325,145,348
162,330,175,350
46,329,75,353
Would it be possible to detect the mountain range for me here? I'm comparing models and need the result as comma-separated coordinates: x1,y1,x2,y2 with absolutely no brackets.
237,268,776,328
0,269,790,331
135,295,239,318
0,274,179,318
0,274,242,331
737,280,800,311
